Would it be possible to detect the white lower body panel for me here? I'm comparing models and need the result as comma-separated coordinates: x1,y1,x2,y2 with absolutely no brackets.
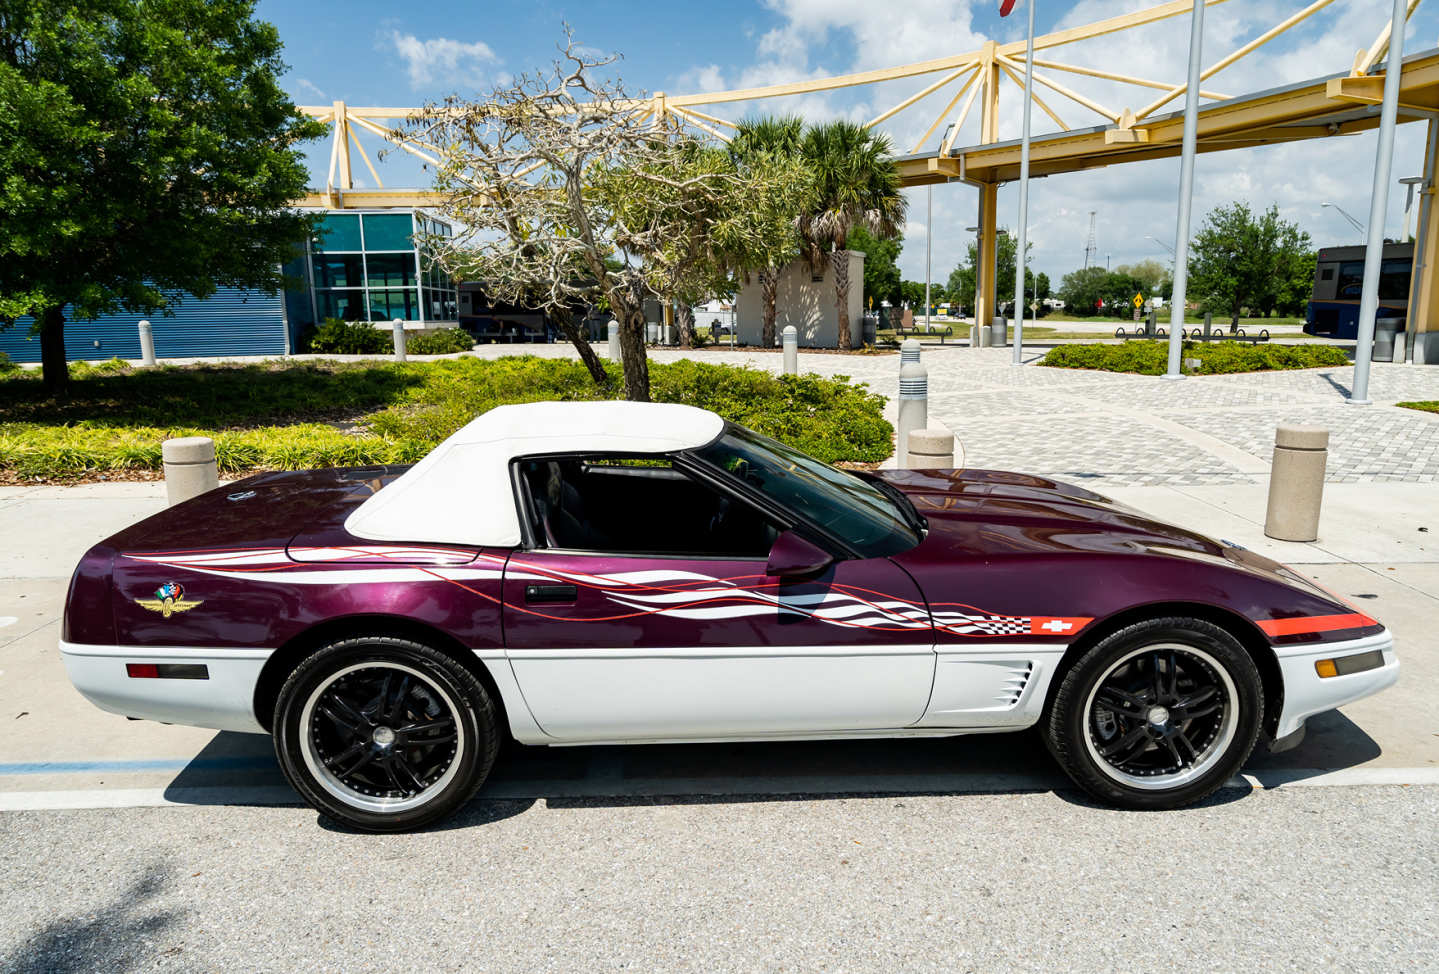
60,641,272,734
506,644,936,743
1272,629,1399,738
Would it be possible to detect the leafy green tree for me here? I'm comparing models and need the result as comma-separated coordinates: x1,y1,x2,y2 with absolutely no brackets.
899,280,927,308
799,121,907,350
1057,266,1147,317
1113,259,1170,298
945,230,1032,314
846,226,902,308
0,0,323,395
1188,202,1314,325
729,116,814,348
1034,271,1051,303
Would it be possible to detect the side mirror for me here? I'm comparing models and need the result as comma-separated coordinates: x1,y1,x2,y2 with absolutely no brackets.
765,530,834,578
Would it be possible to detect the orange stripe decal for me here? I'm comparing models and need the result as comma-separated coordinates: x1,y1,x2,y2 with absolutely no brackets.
1255,613,1378,637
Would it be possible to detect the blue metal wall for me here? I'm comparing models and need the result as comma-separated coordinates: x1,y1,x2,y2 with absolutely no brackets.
0,287,288,364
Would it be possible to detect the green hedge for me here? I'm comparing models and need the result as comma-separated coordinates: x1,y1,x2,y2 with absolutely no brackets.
1398,400,1439,414
1040,341,1351,375
0,356,892,478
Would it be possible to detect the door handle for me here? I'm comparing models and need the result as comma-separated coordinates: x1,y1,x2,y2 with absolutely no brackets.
525,584,578,603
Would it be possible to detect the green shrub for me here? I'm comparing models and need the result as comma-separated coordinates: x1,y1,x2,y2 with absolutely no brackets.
1040,341,1350,375
0,352,16,375
306,318,391,355
1398,400,1439,414
1,355,892,478
406,328,476,355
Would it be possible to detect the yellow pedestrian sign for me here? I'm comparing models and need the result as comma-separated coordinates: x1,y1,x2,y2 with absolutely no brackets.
1132,292,1145,309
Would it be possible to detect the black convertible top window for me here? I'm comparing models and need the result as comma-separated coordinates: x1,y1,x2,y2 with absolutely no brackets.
692,424,921,558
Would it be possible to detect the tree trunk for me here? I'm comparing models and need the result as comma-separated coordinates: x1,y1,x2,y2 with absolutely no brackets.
676,302,694,349
614,300,651,402
39,306,69,397
552,309,609,387
831,250,853,351
759,270,778,349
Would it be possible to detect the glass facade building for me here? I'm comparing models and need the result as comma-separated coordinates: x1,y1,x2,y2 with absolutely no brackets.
284,209,457,333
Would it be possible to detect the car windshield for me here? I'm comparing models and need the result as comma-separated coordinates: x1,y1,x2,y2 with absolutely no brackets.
691,424,921,558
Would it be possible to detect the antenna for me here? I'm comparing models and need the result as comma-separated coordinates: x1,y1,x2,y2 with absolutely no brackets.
1084,211,1097,269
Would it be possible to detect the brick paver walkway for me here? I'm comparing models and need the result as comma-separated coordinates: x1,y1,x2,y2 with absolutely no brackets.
471,343,1439,487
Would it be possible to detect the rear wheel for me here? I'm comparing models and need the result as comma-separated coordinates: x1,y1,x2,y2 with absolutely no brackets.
273,637,498,832
1044,617,1262,809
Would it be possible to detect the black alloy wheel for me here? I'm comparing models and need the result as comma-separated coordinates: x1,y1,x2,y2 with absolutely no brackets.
1044,616,1263,810
274,637,499,832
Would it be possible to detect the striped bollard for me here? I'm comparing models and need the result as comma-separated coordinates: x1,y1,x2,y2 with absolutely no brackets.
607,320,620,360
782,325,798,375
897,361,928,463
900,338,922,364
392,319,406,362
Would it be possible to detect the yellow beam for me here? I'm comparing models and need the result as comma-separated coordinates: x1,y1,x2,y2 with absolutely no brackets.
1017,57,1229,100
665,0,1230,108
996,61,1069,131
867,64,975,130
911,69,981,154
297,190,448,209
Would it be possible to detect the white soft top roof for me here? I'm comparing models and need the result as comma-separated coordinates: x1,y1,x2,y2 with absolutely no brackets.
345,400,726,548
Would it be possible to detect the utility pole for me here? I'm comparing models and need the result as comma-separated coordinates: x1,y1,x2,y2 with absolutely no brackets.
1084,211,1097,269
1012,0,1037,366
924,184,933,327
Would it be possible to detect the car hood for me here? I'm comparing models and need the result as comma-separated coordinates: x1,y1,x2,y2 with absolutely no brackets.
875,467,1336,601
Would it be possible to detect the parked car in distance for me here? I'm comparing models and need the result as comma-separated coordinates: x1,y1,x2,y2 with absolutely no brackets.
61,402,1398,830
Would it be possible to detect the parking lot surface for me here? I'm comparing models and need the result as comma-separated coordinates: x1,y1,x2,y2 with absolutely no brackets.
2,349,1436,971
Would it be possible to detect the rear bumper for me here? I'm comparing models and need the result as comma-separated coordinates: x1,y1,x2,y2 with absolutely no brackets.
1273,629,1399,738
60,641,271,734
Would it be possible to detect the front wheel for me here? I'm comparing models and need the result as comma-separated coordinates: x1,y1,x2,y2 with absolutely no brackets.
273,637,499,832
1044,617,1263,809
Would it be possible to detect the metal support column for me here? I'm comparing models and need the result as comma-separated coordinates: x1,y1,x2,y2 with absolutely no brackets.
1350,0,1410,403
1012,0,1037,366
1164,0,1206,380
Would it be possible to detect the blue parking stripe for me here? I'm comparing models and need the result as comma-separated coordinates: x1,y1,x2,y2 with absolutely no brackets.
0,756,277,775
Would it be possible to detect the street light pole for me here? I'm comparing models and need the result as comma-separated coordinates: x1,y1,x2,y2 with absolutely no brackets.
1350,0,1409,406
1322,201,1367,236
1164,0,1206,380
1012,0,1037,366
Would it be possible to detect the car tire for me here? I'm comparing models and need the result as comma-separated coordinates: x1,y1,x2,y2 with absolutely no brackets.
273,637,499,832
1043,617,1263,810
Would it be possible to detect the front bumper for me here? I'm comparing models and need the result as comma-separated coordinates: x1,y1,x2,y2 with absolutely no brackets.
1272,629,1399,738
60,641,271,734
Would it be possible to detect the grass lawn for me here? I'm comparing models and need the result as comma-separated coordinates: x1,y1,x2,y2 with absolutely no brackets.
0,356,893,481
1039,341,1351,375
1398,401,1439,414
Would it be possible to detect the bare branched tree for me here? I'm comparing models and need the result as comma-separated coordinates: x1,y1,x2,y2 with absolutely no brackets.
404,36,756,401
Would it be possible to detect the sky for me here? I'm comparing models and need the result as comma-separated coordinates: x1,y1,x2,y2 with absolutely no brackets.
257,0,1439,288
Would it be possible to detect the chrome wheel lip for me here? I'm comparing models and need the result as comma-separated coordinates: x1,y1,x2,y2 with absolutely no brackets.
1082,642,1239,792
299,661,466,816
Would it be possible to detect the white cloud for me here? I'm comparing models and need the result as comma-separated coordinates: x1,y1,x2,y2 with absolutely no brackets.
387,30,502,89
292,78,327,102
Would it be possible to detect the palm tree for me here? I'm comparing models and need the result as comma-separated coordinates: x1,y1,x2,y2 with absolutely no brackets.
799,121,907,350
730,116,805,349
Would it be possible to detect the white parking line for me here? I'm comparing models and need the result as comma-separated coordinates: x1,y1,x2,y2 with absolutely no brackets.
0,767,1436,811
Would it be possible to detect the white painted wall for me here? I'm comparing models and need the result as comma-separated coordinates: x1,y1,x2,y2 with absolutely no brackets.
735,252,866,348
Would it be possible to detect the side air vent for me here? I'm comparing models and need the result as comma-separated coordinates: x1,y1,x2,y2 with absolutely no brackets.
995,661,1034,707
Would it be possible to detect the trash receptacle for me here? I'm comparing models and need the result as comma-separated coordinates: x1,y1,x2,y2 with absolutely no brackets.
989,315,1008,348
862,313,878,346
1374,316,1403,362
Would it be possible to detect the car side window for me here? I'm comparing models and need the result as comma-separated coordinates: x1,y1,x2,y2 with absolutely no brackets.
516,456,781,558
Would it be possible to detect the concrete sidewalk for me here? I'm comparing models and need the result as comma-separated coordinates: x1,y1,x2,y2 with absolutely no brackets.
0,476,1432,807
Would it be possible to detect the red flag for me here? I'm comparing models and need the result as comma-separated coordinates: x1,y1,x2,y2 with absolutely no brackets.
999,0,1018,15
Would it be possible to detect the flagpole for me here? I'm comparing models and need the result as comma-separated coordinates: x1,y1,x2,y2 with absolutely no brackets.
1011,0,1036,365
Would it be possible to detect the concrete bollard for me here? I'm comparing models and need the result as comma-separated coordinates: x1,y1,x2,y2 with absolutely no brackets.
607,320,620,360
391,319,406,362
897,362,928,462
978,324,992,348
1264,425,1328,542
162,436,219,507
969,324,980,348
905,428,956,470
782,325,798,375
900,338,922,364
990,315,1007,348
137,319,156,367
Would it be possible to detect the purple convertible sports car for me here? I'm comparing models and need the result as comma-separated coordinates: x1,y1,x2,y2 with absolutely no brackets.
61,401,1398,830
